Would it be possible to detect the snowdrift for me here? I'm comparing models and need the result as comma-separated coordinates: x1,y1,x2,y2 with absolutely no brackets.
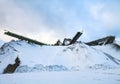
0,40,120,73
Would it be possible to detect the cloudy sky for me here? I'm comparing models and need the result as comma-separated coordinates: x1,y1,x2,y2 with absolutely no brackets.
0,0,120,43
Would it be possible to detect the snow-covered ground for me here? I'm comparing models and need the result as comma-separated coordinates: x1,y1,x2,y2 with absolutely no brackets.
0,39,120,84
0,69,120,84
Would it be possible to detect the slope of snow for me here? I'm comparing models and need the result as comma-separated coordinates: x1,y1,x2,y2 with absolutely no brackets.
0,40,120,73
93,44,120,60
0,39,4,47
115,38,120,45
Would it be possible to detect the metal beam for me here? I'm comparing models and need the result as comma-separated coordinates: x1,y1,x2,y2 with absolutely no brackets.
4,31,47,46
69,32,82,45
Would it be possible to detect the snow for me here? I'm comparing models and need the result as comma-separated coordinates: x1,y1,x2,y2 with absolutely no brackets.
0,41,18,73
0,40,120,73
0,69,120,84
93,44,120,60
115,38,120,45
0,40,120,84
15,64,68,73
0,39,4,47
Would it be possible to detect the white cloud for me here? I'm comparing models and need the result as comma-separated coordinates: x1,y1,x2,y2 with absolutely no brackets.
89,3,104,19
89,2,120,29
0,0,120,43
0,0,61,43
101,12,119,28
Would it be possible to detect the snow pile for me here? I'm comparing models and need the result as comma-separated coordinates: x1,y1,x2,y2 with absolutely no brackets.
60,43,120,70
0,40,120,73
15,64,68,73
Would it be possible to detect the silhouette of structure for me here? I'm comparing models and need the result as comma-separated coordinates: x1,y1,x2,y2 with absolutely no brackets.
5,30,114,46
86,36,115,46
69,32,82,45
4,31,83,46
4,31,47,46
